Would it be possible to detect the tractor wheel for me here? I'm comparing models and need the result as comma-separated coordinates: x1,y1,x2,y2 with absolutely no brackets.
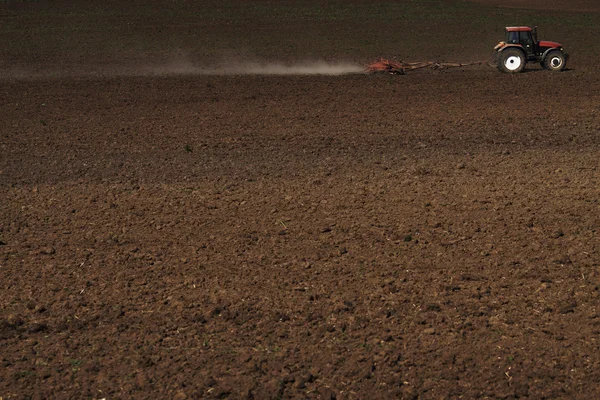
542,50,566,71
497,48,526,73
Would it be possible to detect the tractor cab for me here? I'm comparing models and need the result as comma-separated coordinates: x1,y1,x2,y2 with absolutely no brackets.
505,27,537,60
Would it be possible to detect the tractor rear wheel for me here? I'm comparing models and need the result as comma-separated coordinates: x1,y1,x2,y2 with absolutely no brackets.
497,48,526,73
542,50,566,71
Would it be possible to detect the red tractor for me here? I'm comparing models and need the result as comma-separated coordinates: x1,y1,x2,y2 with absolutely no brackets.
494,26,568,73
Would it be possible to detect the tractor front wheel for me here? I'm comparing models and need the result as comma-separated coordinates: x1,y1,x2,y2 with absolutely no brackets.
542,50,566,71
498,48,526,73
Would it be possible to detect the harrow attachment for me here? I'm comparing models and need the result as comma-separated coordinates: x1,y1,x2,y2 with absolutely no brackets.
366,58,490,74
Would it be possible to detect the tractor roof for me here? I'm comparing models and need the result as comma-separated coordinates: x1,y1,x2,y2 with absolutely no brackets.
506,26,532,32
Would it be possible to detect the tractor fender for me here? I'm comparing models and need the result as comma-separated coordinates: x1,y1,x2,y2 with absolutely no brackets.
493,41,506,51
496,43,525,53
495,44,526,63
541,47,563,61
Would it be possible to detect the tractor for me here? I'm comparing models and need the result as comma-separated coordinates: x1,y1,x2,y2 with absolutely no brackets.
494,26,568,73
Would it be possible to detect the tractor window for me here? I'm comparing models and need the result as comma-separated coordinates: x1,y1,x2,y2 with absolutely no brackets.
519,31,533,47
507,31,519,44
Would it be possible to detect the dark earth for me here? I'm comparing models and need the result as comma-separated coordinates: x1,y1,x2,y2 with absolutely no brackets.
2,0,600,398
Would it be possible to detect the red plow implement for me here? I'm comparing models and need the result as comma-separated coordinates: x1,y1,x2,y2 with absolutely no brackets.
366,58,490,74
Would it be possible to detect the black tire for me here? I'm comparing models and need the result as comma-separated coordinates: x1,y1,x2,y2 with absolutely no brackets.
497,48,526,73
542,50,566,71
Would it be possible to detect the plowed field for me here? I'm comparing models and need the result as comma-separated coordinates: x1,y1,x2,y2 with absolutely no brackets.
2,1,600,398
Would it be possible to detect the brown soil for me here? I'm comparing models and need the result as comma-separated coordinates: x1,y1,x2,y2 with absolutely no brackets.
467,0,600,12
2,1,600,399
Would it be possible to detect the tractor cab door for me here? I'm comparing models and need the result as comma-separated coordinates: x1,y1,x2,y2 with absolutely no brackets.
518,31,536,58
507,31,519,45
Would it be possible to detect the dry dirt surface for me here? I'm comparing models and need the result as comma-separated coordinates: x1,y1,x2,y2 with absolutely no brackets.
467,0,600,13
2,1,600,399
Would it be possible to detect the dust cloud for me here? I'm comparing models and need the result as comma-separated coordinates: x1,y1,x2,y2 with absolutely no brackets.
1,60,365,80
143,60,365,76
